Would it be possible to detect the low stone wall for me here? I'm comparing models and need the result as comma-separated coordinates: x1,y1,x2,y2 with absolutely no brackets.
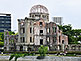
0,56,81,61
49,44,81,51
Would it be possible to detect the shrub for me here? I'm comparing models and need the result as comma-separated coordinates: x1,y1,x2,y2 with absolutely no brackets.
38,45,48,56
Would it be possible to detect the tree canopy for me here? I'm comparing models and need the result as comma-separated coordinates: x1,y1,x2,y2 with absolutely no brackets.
58,24,81,44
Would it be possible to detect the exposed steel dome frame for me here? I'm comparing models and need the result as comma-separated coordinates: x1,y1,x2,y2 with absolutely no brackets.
30,5,48,13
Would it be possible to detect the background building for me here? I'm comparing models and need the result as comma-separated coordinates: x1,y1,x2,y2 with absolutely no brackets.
0,13,11,32
53,17,62,25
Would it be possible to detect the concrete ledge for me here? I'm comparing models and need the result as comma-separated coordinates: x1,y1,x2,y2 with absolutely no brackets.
0,56,81,61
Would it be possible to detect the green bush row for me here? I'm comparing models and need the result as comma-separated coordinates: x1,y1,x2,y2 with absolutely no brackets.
4,51,62,54
67,51,81,54
3,51,39,54
4,51,81,55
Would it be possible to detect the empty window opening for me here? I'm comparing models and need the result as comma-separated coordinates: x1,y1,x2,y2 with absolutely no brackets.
23,37,25,42
49,28,50,33
47,28,49,33
62,40,64,44
59,36,60,43
40,22,42,25
30,27,32,33
55,27,56,32
33,37,34,42
33,28,34,34
47,37,49,42
40,30,43,33
23,28,25,33
47,16,49,19
30,14,31,17
20,46,23,51
42,15,46,18
20,37,23,42
32,15,34,17
20,37,25,43
40,39,43,45
53,38,54,43
30,37,32,42
21,28,25,33
30,22,32,25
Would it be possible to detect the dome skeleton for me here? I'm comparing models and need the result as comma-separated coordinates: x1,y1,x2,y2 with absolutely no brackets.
30,5,48,13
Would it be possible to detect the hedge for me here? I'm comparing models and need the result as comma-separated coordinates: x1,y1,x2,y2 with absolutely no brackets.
0,41,4,47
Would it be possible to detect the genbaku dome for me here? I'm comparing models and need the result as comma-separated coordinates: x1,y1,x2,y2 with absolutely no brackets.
4,5,68,51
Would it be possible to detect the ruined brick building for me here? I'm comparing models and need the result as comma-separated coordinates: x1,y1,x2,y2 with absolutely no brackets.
4,5,68,51
16,5,68,51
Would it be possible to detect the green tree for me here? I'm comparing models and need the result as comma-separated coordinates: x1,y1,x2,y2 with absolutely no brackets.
9,31,15,35
15,32,18,35
58,24,81,44
0,32,4,42
58,24,72,32
78,36,81,41
58,24,72,44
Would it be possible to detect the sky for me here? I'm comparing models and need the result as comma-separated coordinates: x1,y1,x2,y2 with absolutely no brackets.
0,0,81,32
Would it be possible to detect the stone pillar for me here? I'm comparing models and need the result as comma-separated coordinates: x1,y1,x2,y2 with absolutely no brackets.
23,46,27,51
16,46,20,51
7,36,9,46
57,45,60,51
69,45,71,51
18,22,20,43
7,47,9,51
61,44,64,51
76,46,79,51
80,46,81,50
48,46,49,51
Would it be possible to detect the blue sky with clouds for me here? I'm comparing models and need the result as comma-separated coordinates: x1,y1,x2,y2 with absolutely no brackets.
0,0,81,32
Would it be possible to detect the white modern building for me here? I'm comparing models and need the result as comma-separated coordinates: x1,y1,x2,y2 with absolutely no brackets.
53,17,63,25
